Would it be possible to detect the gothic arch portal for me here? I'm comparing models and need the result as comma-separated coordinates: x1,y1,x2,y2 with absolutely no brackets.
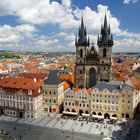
89,67,96,87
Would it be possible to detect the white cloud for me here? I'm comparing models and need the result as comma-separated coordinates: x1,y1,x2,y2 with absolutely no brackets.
0,0,139,52
114,38,140,52
0,1,120,32
62,0,71,8
0,24,36,43
123,0,138,4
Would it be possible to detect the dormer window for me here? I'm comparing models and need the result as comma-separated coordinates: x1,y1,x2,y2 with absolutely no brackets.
28,90,32,95
38,88,41,93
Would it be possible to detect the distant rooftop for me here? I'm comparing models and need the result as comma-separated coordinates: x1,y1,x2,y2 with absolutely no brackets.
94,81,134,92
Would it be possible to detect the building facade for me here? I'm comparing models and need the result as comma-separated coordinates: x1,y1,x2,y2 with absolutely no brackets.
0,77,43,118
64,81,140,119
75,15,113,88
43,70,64,113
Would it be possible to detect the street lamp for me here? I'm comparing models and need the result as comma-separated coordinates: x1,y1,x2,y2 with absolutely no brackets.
71,128,74,140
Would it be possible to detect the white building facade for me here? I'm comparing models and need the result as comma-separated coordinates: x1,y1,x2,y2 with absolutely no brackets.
0,77,43,118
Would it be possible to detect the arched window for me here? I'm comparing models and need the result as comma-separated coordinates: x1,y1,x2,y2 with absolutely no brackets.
80,49,83,58
66,108,70,112
72,109,76,112
98,112,102,116
126,114,129,118
103,48,107,57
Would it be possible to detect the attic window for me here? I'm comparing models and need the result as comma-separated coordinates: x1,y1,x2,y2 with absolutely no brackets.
14,82,17,84
24,83,27,85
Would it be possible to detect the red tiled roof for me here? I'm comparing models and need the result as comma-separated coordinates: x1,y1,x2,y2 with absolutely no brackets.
64,81,70,90
86,88,92,94
18,73,48,80
73,87,79,93
0,66,7,71
58,73,74,84
72,88,91,94
0,77,42,90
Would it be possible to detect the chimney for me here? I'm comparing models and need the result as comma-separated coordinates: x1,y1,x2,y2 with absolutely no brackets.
120,82,123,89
34,78,37,82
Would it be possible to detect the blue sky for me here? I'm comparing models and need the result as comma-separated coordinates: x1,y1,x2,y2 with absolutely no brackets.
0,0,140,52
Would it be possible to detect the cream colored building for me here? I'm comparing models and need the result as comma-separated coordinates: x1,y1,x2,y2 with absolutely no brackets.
64,81,140,119
64,88,91,115
43,70,64,113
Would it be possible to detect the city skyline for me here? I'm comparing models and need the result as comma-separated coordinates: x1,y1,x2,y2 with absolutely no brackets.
0,0,140,52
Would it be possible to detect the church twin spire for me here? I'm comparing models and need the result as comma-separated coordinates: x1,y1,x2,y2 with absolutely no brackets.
98,14,113,46
75,14,113,48
75,17,89,46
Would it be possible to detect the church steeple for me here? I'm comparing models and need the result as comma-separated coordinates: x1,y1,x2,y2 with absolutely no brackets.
104,14,108,31
76,17,89,46
97,14,113,47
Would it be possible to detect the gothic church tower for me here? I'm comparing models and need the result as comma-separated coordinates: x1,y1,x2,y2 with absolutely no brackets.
75,17,90,88
75,14,113,88
98,14,113,81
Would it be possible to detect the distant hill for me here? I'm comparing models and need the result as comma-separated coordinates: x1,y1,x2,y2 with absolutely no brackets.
0,53,20,59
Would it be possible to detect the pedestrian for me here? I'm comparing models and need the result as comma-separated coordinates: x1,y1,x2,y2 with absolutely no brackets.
29,127,31,130
19,135,22,139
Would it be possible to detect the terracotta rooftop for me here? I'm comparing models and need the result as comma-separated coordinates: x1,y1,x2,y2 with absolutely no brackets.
18,73,48,80
64,81,71,90
72,87,91,94
0,65,7,71
0,77,42,90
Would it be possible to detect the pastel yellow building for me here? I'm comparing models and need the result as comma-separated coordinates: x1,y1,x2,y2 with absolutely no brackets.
64,81,140,119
